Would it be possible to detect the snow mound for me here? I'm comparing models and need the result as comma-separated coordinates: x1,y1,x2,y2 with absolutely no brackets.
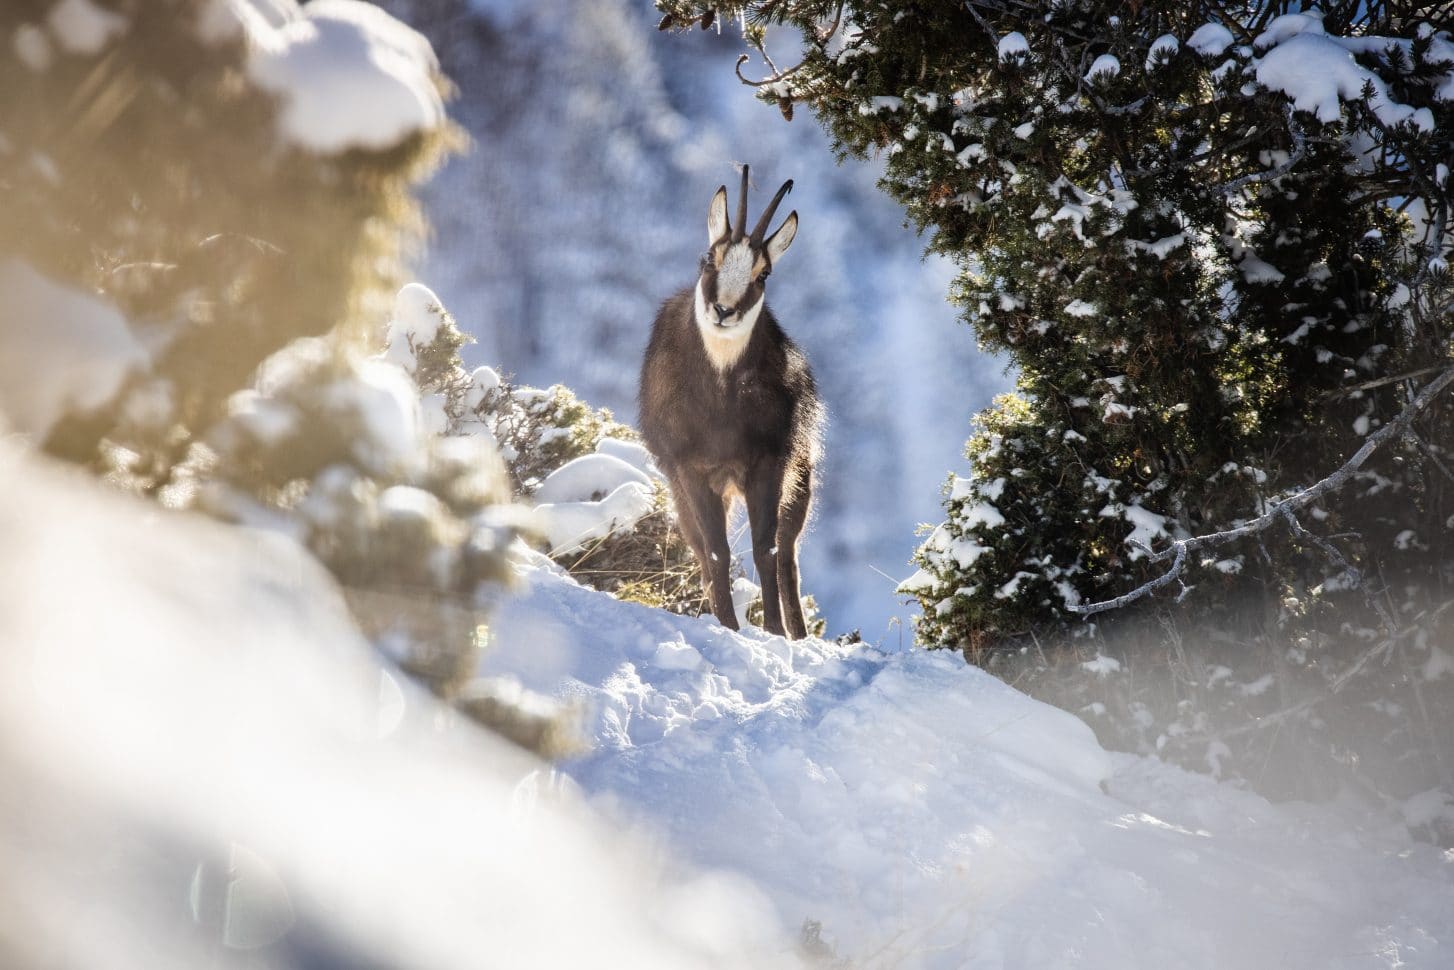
1085,53,1121,80
594,436,662,479
533,452,652,504
535,482,655,555
48,0,129,54
997,32,1029,62
1188,22,1234,57
1257,31,1430,130
483,550,1454,968
1145,33,1180,70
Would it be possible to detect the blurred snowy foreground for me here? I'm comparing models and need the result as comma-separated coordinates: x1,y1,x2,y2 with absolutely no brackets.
5,446,1454,970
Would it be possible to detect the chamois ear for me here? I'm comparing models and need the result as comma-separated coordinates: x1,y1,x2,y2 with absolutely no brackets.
765,211,798,265
708,185,730,244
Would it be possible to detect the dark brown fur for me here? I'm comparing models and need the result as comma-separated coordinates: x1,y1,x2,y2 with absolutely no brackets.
639,286,823,638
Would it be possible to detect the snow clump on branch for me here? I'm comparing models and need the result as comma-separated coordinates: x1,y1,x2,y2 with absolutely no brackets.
201,0,446,153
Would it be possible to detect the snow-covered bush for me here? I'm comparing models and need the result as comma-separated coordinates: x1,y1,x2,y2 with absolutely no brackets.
0,3,581,756
388,287,721,617
0,0,456,482
193,284,578,753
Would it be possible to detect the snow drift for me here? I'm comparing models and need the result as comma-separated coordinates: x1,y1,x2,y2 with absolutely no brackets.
486,550,1454,968
0,446,793,970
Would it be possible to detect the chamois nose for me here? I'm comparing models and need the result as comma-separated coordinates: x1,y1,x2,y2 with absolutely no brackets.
713,302,732,321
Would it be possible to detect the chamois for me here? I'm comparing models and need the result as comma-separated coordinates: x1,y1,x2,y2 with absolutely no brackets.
639,165,824,639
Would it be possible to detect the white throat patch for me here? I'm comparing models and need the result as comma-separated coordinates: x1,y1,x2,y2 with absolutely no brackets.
694,279,763,373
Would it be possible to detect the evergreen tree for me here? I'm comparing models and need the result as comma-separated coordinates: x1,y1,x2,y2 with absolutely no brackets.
656,0,1454,643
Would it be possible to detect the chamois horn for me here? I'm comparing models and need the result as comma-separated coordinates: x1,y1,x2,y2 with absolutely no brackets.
732,165,750,241
751,178,794,244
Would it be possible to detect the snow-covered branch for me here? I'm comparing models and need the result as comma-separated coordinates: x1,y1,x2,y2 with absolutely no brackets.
1213,108,1307,195
1072,364,1454,618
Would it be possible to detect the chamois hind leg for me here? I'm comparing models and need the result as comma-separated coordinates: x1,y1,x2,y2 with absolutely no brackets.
746,460,786,637
776,466,812,640
673,471,738,631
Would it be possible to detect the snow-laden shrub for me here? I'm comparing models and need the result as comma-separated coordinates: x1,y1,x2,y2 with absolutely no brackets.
378,285,713,616
188,284,573,756
0,0,457,483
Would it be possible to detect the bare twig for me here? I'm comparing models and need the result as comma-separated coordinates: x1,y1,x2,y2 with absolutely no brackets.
1318,363,1446,400
732,0,843,88
1213,107,1306,195
1411,432,1454,486
1073,543,1187,617
1070,364,1454,617
1280,508,1398,633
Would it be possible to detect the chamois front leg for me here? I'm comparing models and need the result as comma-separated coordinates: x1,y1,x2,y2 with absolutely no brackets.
746,459,787,637
674,472,738,631
776,464,812,640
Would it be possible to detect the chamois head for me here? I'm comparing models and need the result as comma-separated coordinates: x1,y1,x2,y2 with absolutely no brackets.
694,165,798,353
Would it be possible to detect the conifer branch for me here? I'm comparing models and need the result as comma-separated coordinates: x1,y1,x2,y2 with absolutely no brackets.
1071,364,1454,618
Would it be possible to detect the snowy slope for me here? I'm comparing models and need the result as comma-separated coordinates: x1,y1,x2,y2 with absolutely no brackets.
487,554,1454,969
0,448,794,970
5,440,1451,969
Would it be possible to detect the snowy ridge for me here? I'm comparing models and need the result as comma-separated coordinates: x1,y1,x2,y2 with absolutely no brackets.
487,553,1454,968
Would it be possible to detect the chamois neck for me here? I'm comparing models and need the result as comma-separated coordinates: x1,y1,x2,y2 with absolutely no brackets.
693,278,763,374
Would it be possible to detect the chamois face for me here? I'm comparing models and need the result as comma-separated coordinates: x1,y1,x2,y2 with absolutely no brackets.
693,177,797,370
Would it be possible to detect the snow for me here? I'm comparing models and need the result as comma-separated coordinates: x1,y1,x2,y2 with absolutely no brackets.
997,32,1029,62
1256,32,1431,130
47,0,129,54
535,481,656,555
1121,503,1169,559
1145,33,1179,70
1188,23,1235,58
1403,789,1454,831
0,258,149,438
1237,250,1286,283
5,429,1453,968
1065,298,1099,317
1085,54,1121,81
594,436,661,479
960,500,1006,530
225,388,299,446
860,95,903,114
1254,11,1327,49
1131,233,1188,259
209,0,445,153
14,24,54,71
0,446,792,970
384,282,449,371
485,549,1454,967
533,452,652,504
